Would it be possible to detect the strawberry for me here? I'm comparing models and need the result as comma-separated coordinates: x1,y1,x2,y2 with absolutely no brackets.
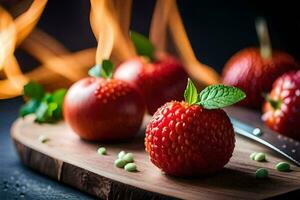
64,60,145,141
145,79,245,176
114,32,188,115
262,70,300,140
222,47,298,108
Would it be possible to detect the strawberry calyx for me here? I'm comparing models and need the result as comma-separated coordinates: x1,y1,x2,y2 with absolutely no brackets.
184,78,246,109
88,59,114,78
265,95,282,110
130,31,155,61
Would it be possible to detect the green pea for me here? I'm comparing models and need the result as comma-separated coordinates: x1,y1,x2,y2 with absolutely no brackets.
250,152,257,160
255,168,268,179
118,151,126,159
97,147,107,155
254,152,266,162
124,163,137,172
123,153,134,163
275,162,290,172
114,159,126,168
38,135,49,143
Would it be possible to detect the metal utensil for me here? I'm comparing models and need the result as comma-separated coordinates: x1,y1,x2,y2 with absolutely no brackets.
230,117,300,166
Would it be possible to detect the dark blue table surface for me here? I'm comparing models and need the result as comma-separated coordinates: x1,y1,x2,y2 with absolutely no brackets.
0,98,92,200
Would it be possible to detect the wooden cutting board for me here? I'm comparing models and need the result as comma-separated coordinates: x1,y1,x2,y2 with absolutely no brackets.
11,107,300,200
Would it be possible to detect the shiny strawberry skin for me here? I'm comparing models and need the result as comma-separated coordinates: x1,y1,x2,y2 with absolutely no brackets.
114,55,188,115
222,47,298,108
64,77,145,141
262,71,300,140
145,101,235,176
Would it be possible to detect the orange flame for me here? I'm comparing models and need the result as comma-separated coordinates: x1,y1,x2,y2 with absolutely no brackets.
0,0,96,99
0,0,221,100
150,0,220,87
90,0,136,64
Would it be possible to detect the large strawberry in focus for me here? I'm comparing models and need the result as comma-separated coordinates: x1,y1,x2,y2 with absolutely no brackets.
222,47,298,108
145,79,245,176
64,60,145,141
262,71,300,140
114,32,188,115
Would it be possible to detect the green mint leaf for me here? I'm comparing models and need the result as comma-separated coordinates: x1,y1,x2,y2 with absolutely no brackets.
197,84,246,109
23,82,45,100
88,60,114,78
52,89,67,106
35,102,49,123
47,102,58,116
184,78,198,105
130,31,155,60
19,99,40,117
20,83,67,123
52,89,67,119
35,102,59,124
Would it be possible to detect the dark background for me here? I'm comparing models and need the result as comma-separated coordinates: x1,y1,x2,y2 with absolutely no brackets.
1,0,300,199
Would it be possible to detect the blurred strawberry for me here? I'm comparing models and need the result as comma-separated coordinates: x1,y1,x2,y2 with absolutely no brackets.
64,60,145,142
222,19,299,109
114,32,188,115
222,48,298,108
262,70,300,140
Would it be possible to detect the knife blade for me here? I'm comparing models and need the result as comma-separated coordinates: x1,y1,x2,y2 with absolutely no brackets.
230,117,300,166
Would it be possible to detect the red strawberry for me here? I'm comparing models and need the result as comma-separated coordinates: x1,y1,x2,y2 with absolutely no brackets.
64,60,145,141
262,70,300,140
222,47,298,108
145,79,245,176
114,54,188,115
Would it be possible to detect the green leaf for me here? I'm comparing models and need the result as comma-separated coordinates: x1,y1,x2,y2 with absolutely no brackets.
52,89,67,119
35,102,59,123
88,60,114,78
265,95,282,110
23,82,45,100
101,60,114,78
19,99,40,117
184,78,198,105
52,89,67,106
197,84,246,109
130,31,155,60
20,83,67,123
35,102,49,123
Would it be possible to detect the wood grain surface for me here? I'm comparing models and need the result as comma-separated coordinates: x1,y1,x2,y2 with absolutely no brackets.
11,107,300,200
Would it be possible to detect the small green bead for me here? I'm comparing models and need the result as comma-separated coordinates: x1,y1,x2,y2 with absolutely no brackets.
124,163,137,172
275,162,290,172
254,152,266,162
250,152,257,160
114,159,126,168
97,147,107,155
118,151,126,159
255,168,268,179
123,153,134,163
38,135,49,143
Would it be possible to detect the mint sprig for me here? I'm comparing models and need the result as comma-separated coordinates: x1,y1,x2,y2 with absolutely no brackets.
19,82,67,123
88,59,114,78
184,79,246,109
130,31,155,60
23,82,45,100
